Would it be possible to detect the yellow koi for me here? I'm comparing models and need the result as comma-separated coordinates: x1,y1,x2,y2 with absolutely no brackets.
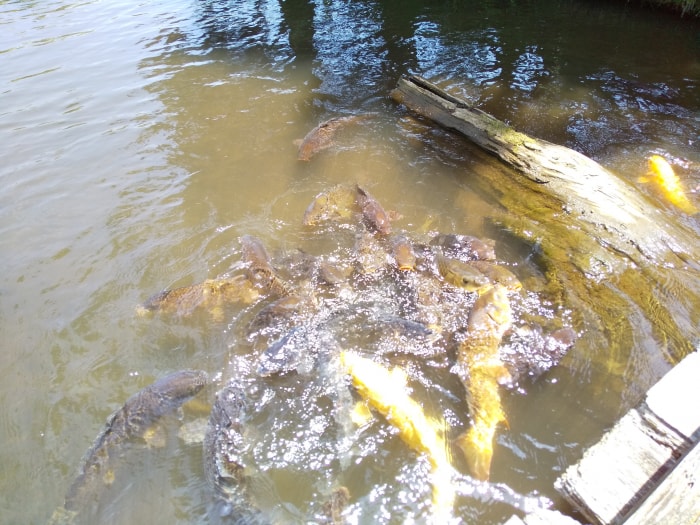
455,284,512,481
639,155,698,214
340,351,455,521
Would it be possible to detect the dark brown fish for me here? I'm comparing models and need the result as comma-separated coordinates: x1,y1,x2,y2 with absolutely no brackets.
500,325,576,383
240,234,290,296
257,325,314,377
356,185,392,234
204,383,268,524
56,370,208,520
246,293,314,337
296,115,369,161
320,486,351,525
391,235,417,271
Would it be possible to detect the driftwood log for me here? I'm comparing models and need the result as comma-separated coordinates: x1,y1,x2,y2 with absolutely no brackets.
391,75,700,365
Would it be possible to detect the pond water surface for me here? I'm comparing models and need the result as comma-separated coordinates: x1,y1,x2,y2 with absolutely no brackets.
1,0,699,523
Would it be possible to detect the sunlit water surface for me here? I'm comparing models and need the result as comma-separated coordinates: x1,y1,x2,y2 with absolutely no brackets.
1,0,699,523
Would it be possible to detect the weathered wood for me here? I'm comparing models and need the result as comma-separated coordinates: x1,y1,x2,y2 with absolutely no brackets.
391,75,700,267
504,509,582,525
391,75,700,363
554,351,700,524
645,350,700,439
623,441,700,525
554,408,682,524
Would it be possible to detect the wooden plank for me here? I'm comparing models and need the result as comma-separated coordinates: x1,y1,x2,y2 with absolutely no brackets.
554,408,682,524
503,509,582,525
623,441,700,525
645,350,700,439
554,352,700,524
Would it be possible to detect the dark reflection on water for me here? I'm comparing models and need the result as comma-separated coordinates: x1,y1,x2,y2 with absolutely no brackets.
1,0,699,523
182,0,699,160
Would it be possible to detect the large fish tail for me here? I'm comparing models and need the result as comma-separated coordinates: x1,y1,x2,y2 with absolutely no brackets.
457,422,497,482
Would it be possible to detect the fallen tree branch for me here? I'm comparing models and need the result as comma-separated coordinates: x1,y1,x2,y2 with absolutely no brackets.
391,75,700,363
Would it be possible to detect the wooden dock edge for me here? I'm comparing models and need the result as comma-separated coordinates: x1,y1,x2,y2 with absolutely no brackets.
503,508,582,525
552,350,700,524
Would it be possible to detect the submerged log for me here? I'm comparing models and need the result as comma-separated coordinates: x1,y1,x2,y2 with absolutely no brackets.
391,75,700,364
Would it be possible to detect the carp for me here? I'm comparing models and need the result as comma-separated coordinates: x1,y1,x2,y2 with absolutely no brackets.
257,325,317,377
302,184,359,226
430,234,497,261
136,274,260,321
436,253,491,293
296,115,370,161
52,370,208,522
319,486,351,525
391,235,417,271
246,293,315,338
340,351,455,521
302,183,398,236
317,259,353,286
455,284,512,481
355,184,392,234
501,325,577,383
354,231,387,275
639,155,698,214
393,269,445,332
466,260,522,291
240,235,290,296
204,383,268,524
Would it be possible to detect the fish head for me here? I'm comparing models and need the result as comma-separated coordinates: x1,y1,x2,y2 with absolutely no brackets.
478,285,512,326
436,254,491,292
392,236,417,271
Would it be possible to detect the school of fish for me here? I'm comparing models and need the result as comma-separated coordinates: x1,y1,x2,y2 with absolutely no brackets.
55,166,577,521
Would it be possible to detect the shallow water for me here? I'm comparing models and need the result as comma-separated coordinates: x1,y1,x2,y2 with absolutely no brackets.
1,0,699,523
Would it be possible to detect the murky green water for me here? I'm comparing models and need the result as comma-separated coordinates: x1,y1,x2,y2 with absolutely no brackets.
1,0,698,523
